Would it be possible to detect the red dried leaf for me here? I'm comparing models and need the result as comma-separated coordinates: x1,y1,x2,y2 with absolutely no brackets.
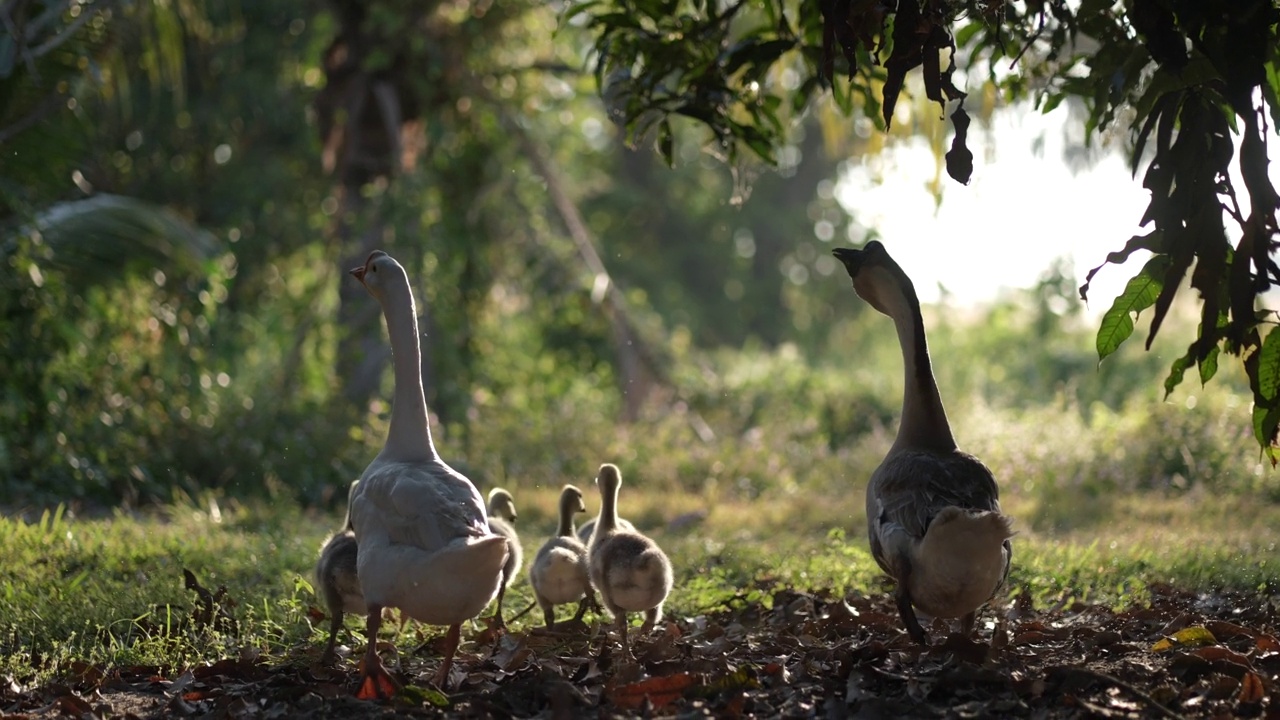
1255,634,1280,653
1205,620,1255,640
1193,645,1253,670
609,673,696,710
54,693,95,716
67,661,104,687
1239,671,1265,704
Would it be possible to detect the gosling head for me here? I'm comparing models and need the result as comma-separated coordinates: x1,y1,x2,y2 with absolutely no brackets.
488,488,518,522
832,241,915,317
560,484,586,515
596,463,622,494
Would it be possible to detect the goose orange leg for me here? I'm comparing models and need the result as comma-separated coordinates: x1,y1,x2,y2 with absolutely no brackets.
356,604,400,700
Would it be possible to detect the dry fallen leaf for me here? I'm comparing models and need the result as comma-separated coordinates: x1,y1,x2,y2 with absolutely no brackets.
609,673,696,710
1151,625,1217,652
1238,670,1265,704
1193,645,1253,670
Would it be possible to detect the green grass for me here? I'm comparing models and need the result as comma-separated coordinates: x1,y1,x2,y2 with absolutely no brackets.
5,293,1279,687
3,472,1278,687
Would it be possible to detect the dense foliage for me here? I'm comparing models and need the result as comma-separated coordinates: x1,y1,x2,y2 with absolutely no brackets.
0,0,1275,507
572,0,1280,456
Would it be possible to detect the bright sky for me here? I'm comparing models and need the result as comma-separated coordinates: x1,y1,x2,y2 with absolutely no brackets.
835,103,1159,316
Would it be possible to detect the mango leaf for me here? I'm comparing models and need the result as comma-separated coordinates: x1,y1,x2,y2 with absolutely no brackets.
1079,231,1164,302
1263,57,1280,130
1163,348,1194,399
1150,625,1217,652
1256,327,1280,401
1096,256,1168,362
1251,402,1280,466
1198,344,1220,385
657,119,674,168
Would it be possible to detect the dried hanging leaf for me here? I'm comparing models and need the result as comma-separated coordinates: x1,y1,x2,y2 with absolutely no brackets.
945,103,973,184
1151,625,1217,652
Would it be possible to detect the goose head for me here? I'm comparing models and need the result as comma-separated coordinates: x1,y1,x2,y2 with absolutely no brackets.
832,241,917,318
488,488,518,522
348,250,405,299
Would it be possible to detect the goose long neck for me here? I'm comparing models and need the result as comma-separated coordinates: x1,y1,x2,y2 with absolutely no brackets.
557,496,577,537
379,281,436,463
882,278,955,453
598,483,619,533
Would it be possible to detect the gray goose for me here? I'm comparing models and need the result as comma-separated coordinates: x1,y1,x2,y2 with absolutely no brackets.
833,241,1014,645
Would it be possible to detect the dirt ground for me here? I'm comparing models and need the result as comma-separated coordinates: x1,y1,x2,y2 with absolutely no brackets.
4,583,1279,719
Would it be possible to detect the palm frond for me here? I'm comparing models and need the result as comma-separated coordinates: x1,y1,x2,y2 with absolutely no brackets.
15,193,219,291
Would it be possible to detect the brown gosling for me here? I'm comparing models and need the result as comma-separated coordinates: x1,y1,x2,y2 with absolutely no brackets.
315,528,364,664
587,463,673,656
529,485,596,627
486,487,523,629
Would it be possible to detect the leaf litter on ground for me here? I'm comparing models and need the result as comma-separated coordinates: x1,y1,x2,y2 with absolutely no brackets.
2,575,1279,719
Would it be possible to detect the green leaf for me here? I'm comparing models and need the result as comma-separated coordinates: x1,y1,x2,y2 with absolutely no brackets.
1263,57,1280,131
657,118,674,168
1040,92,1065,115
723,38,794,78
1252,402,1280,462
1096,257,1167,362
399,685,450,707
1198,344,1219,386
1257,328,1280,401
1163,348,1193,399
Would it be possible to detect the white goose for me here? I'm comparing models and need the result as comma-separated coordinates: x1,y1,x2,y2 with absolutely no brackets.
587,463,673,656
347,250,508,696
529,484,595,627
833,241,1014,645
485,488,523,628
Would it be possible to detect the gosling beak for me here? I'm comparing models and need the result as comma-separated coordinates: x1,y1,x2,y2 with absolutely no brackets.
349,264,366,283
